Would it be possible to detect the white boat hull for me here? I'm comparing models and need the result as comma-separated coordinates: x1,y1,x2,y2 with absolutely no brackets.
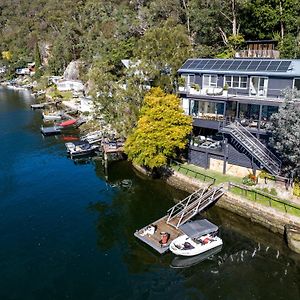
169,234,223,257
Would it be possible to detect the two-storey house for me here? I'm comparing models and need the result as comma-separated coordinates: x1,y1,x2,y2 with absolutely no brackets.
178,58,300,177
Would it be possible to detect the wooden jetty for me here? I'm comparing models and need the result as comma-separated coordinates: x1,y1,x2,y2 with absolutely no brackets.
134,186,224,254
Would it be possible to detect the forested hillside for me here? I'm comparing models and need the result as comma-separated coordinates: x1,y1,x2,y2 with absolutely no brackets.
1,0,300,70
1,0,300,135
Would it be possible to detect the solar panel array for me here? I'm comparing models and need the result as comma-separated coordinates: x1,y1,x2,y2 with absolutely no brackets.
180,59,292,73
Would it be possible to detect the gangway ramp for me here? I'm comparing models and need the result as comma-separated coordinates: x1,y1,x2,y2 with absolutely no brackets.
167,186,224,228
134,186,224,254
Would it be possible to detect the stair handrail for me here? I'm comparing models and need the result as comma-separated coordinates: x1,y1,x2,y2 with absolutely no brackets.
232,122,281,170
232,126,281,174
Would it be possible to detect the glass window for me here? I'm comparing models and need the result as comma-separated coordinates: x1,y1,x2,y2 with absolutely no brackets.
262,105,278,121
225,75,232,87
203,74,217,88
240,76,247,88
224,75,248,88
210,75,217,87
233,76,239,88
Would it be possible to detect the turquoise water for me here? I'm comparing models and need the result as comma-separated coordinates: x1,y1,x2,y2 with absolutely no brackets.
0,87,299,300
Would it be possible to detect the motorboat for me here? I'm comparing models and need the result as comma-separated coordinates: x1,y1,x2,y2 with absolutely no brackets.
65,140,99,158
42,111,64,121
169,219,223,257
41,125,62,136
81,130,103,144
170,245,222,269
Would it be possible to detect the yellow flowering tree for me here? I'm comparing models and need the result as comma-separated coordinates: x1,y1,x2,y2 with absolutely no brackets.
125,87,192,169
2,51,12,61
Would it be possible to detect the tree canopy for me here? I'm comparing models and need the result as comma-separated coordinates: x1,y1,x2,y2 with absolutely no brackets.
268,90,300,176
124,87,192,169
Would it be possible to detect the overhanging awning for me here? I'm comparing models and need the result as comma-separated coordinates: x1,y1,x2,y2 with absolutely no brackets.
179,219,218,239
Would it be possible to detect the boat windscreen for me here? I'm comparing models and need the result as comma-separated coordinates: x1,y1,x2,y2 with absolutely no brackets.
179,219,218,239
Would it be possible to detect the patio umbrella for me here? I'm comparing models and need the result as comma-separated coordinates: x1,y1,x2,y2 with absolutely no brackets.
59,119,77,127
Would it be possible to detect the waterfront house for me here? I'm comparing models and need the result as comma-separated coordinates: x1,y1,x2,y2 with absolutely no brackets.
177,57,300,177
56,79,84,92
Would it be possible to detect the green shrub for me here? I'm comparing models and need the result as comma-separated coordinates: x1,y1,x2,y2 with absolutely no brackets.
293,182,300,197
242,174,256,186
191,83,200,91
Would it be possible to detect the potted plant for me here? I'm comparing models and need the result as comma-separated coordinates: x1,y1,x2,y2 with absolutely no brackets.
178,77,186,91
223,83,229,97
191,83,201,94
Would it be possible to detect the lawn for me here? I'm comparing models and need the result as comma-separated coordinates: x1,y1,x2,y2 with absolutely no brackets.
229,185,300,217
172,162,300,217
172,163,243,185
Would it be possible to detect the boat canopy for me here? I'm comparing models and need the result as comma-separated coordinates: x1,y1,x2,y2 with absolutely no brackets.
179,219,218,239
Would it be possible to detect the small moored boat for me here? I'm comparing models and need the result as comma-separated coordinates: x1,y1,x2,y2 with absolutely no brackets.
169,219,223,257
42,111,64,121
65,141,99,159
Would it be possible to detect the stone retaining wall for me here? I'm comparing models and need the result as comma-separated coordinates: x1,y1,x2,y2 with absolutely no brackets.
132,163,300,253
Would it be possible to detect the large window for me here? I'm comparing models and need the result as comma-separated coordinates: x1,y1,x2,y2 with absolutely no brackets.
262,105,278,121
203,74,217,88
191,100,224,120
224,75,248,88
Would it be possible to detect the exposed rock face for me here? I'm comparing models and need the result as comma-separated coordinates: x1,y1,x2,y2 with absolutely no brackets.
63,60,81,80
285,225,300,254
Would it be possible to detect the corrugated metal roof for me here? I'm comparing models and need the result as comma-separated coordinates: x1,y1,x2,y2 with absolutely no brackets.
178,58,300,77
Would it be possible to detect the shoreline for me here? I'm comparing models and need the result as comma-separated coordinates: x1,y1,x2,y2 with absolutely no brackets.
132,163,300,254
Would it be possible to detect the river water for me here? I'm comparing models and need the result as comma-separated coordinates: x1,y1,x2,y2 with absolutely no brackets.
0,87,299,300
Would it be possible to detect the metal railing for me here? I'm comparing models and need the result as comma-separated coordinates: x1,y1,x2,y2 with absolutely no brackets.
228,182,300,216
231,122,281,173
171,160,216,184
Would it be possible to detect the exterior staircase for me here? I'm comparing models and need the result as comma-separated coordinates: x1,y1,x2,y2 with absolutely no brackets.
166,186,224,229
223,121,281,175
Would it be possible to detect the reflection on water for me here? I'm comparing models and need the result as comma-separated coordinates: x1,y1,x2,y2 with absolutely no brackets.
1,87,300,300
170,245,223,269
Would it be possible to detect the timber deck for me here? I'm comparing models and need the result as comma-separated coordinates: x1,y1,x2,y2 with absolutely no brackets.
134,215,184,254
134,186,224,254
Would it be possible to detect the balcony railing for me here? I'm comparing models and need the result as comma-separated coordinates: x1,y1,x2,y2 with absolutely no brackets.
179,86,300,102
235,49,280,59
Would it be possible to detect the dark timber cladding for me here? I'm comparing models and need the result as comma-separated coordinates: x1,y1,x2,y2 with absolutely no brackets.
180,59,292,73
134,186,224,254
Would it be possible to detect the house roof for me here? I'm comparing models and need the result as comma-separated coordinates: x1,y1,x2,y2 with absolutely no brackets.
178,58,300,77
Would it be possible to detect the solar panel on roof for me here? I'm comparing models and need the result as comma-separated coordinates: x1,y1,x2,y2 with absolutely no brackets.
247,61,260,71
256,61,271,71
193,60,203,68
188,60,200,68
180,59,292,73
205,60,217,69
266,61,281,71
228,60,242,70
219,60,232,70
181,60,193,69
277,61,291,72
237,60,250,70
213,60,225,69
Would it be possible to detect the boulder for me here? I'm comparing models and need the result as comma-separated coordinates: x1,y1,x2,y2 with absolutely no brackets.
63,60,81,80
